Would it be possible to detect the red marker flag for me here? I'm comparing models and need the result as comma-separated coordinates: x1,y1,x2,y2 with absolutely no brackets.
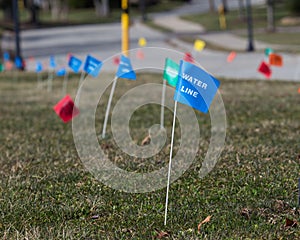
258,61,272,78
298,88,300,94
183,52,194,63
227,51,236,63
53,95,79,123
269,53,283,67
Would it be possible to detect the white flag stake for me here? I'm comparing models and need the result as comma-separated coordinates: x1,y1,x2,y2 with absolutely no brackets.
37,72,42,88
47,68,54,92
164,100,178,226
160,79,167,129
62,71,69,96
102,76,118,139
76,71,86,104
13,69,19,82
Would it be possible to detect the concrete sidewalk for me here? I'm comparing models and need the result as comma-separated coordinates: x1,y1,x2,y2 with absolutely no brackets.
152,16,279,51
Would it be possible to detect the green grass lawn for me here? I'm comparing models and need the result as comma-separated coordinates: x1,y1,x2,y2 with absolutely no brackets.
181,3,300,48
181,4,299,31
0,0,184,28
0,72,299,239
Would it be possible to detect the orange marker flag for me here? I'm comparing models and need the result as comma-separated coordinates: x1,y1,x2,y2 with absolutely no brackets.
4,61,13,71
227,51,236,63
269,53,283,67
298,88,300,94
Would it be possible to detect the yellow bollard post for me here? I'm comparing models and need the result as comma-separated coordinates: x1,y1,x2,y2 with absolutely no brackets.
122,0,129,56
218,4,227,30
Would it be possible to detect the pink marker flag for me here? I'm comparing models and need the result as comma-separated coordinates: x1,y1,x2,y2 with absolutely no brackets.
113,56,120,66
183,52,194,63
258,61,272,79
136,49,144,60
53,95,79,123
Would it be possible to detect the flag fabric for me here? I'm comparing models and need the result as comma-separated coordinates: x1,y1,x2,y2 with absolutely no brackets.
194,39,206,52
53,95,79,123
163,58,179,87
138,37,147,47
68,55,82,73
183,52,194,63
0,63,4,72
174,60,220,113
113,56,120,66
83,55,102,77
269,53,283,67
3,52,10,61
14,57,22,68
49,56,56,68
227,51,236,63
265,48,273,57
56,68,67,76
116,55,136,80
36,61,43,73
298,87,300,94
136,49,144,60
4,61,13,71
258,61,272,78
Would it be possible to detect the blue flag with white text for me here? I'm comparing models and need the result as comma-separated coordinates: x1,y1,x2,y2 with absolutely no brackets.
83,55,102,77
174,60,220,113
68,55,82,73
116,55,136,80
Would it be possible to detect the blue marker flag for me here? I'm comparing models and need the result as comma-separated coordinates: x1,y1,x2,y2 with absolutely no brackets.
3,52,10,61
68,55,82,73
36,61,43,73
83,55,102,77
50,56,56,68
116,55,136,80
15,57,22,68
56,68,67,76
174,60,220,113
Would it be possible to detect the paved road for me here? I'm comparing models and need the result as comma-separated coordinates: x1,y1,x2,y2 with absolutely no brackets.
2,0,299,81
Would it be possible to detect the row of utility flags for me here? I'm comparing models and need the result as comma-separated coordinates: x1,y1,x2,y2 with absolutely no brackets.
0,38,283,80
2,37,294,225
53,52,220,226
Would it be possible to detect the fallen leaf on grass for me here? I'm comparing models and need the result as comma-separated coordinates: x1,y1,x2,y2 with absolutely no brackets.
156,231,169,239
285,218,297,228
141,135,151,146
197,215,212,233
240,208,252,219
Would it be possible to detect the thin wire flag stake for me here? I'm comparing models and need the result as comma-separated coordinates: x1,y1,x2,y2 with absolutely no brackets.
37,72,42,88
160,79,167,129
76,71,86,104
102,76,118,139
62,71,69,96
164,100,177,226
47,68,54,92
